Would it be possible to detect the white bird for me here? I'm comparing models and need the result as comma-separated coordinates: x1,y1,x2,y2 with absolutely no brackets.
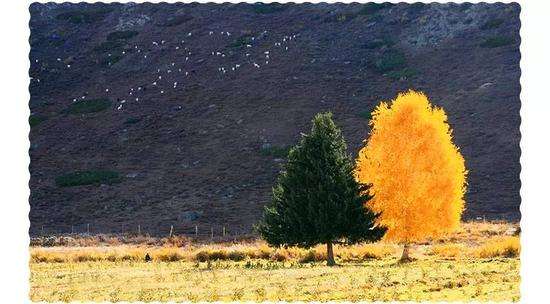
121,100,126,104
57,58,61,61
187,32,192,36
105,89,109,92
122,51,126,55
81,96,85,99
73,98,77,102
246,53,250,57
135,98,139,101
253,62,260,68
152,81,157,85
209,31,213,35
264,51,270,54
161,40,166,44
172,62,175,66
167,70,171,73
161,90,164,94
235,64,240,68
246,44,252,48
185,72,189,76
159,75,162,79
266,61,269,64
185,57,189,61
35,59,39,63
152,41,158,46
144,55,147,58
117,104,123,110
67,65,71,68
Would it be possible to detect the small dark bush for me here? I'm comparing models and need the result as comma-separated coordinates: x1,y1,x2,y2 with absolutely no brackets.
260,145,290,158
374,50,406,73
158,15,193,27
228,251,247,262
94,40,124,53
55,170,122,187
56,8,112,24
363,37,395,49
66,98,111,114
229,35,254,48
252,3,287,14
101,53,123,67
358,3,393,15
480,36,514,48
481,18,504,30
29,114,47,128
107,30,138,41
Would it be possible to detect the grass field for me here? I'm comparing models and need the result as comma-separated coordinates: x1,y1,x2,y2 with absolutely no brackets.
29,221,520,302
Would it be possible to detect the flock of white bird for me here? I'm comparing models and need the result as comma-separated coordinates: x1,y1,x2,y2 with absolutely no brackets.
31,29,300,112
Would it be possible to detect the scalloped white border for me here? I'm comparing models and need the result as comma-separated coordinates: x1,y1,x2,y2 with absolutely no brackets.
2,0,547,303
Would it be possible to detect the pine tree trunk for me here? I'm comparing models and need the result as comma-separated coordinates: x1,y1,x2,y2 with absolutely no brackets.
326,241,336,266
400,243,411,262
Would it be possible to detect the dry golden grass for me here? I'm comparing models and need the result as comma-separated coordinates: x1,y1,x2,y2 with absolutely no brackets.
29,221,520,302
472,236,520,258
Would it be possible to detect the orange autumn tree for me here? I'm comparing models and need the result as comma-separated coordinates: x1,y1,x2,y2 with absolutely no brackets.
355,90,467,262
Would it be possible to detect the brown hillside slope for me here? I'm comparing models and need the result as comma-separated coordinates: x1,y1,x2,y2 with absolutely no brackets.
29,3,521,236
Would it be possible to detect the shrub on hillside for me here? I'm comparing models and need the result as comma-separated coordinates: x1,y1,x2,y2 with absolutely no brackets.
480,36,514,48
106,30,138,41
56,8,112,24
251,3,287,14
374,50,406,73
55,170,122,187
66,98,111,114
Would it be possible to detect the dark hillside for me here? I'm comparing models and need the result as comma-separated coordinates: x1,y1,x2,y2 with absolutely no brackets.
28,3,521,236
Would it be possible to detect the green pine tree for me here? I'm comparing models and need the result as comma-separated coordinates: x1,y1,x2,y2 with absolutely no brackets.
257,112,386,266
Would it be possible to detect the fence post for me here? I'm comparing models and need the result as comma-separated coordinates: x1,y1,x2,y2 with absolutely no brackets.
138,224,141,235
195,225,198,236
210,227,214,240
169,225,174,237
223,226,226,237
41,225,44,236
87,223,90,234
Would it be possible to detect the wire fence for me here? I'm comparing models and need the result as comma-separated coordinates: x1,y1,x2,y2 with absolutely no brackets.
29,222,256,240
